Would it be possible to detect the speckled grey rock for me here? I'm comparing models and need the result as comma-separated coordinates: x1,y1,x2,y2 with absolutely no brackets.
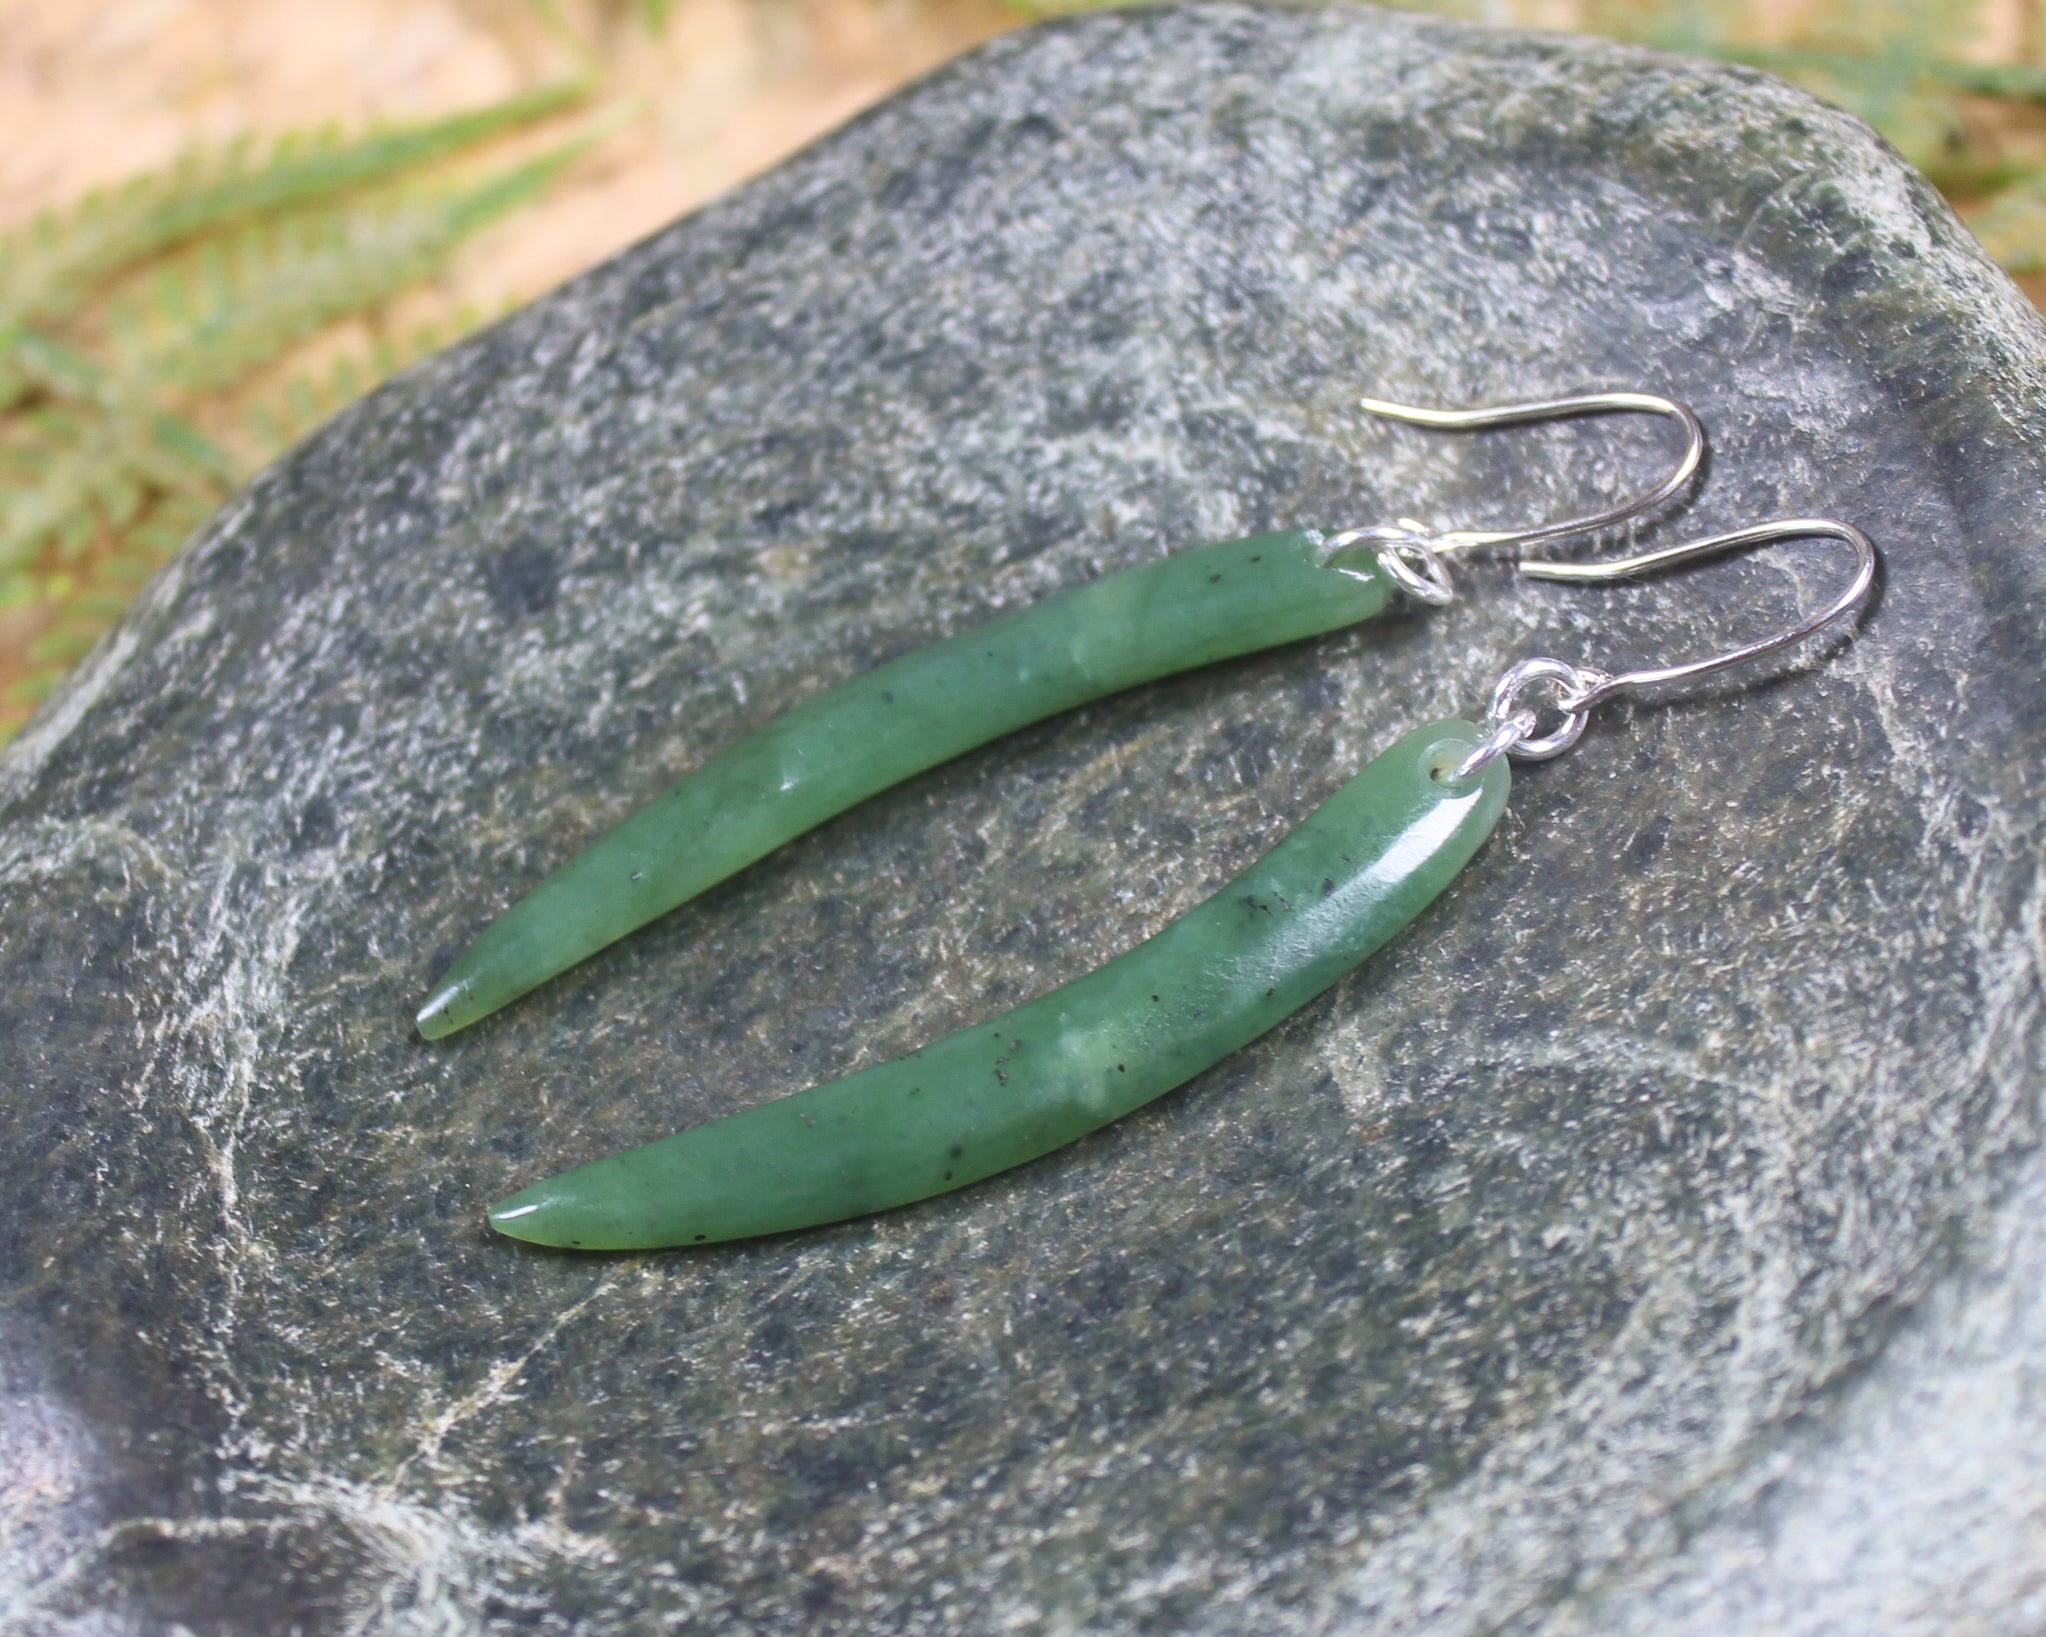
4,4,2045,1632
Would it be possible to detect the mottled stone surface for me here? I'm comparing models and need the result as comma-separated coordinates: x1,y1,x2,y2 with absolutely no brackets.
5,4,2046,1632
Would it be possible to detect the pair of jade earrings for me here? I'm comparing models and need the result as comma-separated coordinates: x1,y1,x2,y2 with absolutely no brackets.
419,391,1878,1251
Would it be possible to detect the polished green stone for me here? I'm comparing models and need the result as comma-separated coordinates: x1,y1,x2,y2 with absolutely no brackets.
488,718,1507,1248
417,529,1391,1038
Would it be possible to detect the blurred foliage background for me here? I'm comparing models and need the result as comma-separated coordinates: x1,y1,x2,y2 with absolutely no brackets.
0,0,2040,742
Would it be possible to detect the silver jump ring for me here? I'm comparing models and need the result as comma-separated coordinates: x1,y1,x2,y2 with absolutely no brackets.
1487,656,1597,762
1376,540,1456,606
1449,707,1539,784
1449,657,1604,783
1322,525,1456,607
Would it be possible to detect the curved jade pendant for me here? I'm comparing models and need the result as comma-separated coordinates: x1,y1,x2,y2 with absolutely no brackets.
489,719,1508,1250
418,530,1391,1038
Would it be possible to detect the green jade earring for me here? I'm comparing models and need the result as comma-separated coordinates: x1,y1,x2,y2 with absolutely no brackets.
420,390,1703,1041
479,517,1876,1249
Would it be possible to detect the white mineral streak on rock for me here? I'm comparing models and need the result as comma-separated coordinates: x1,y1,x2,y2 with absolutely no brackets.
0,1328,120,1636
1581,1137,2046,1637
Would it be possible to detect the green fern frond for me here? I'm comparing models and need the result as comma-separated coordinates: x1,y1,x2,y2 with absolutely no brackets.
524,0,678,35
0,79,589,350
9,332,107,403
1798,47,1969,167
1794,0,1983,59
243,307,480,459
0,138,586,578
1579,0,2018,175
3,484,225,718
0,408,235,574
28,617,111,667
1931,60,2046,103
101,138,588,404
522,0,583,47
0,81,597,740
1963,178,2046,271
6,670,59,708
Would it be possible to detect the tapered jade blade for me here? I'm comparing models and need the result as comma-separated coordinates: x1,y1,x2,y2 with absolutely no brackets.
488,719,1508,1249
418,530,1390,1037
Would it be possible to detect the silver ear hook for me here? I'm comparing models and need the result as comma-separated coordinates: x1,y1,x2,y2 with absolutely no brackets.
1357,391,1705,553
1326,390,1706,604
1448,517,1879,784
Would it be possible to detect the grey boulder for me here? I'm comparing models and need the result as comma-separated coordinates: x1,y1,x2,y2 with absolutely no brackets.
3,4,2044,1633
